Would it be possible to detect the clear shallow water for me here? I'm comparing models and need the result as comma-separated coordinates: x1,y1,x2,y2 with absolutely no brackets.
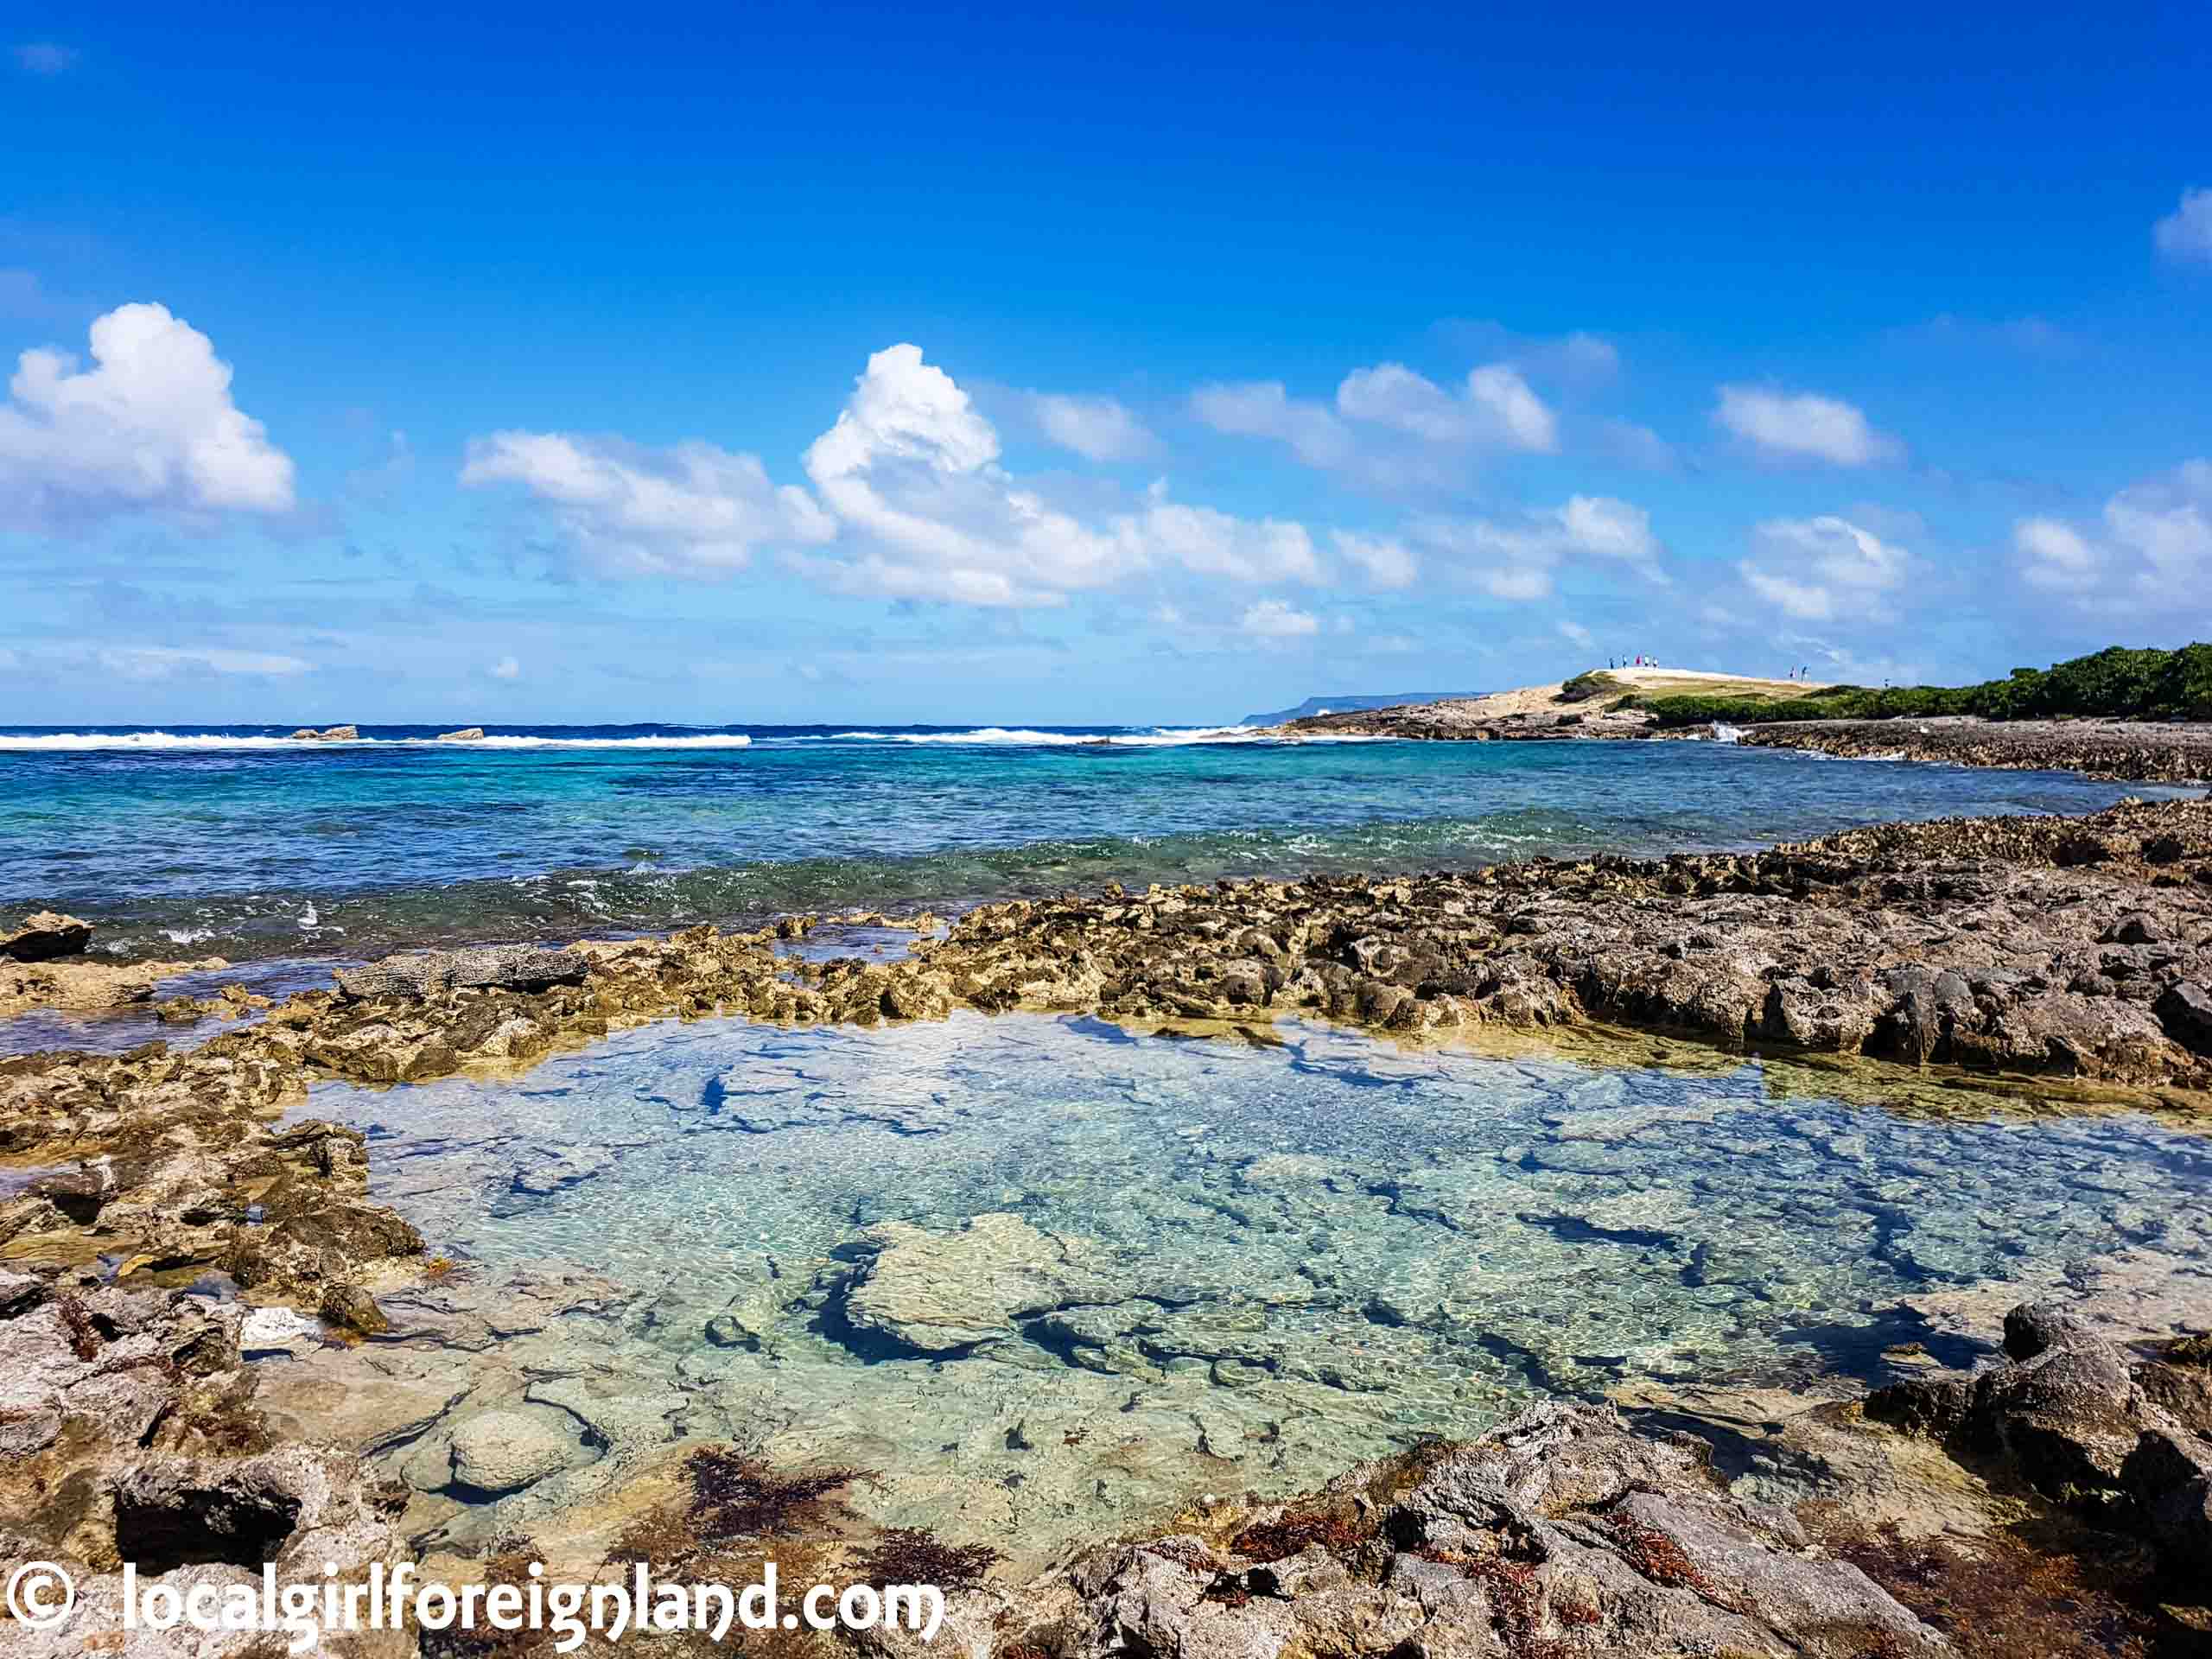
0,723,2165,963
302,1013,2212,1553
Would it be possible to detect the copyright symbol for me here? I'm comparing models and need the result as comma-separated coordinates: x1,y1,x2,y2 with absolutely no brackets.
6,1561,77,1629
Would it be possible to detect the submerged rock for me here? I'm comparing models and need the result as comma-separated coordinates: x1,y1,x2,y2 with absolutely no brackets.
447,1407,577,1496
844,1212,1123,1353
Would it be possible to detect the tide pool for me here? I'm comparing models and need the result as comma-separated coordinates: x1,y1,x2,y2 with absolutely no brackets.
286,1010,2212,1562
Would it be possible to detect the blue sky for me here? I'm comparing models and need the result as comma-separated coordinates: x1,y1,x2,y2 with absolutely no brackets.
2,3,2208,724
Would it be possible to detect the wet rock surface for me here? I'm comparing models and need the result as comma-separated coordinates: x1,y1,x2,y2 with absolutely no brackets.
1017,1402,1942,1659
1,909,93,963
1867,1297,2212,1580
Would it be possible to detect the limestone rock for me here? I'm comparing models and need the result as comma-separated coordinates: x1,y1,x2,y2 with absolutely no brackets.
437,727,486,741
844,1212,1122,1353
0,910,92,962
2155,979,2212,1056
1046,1404,1938,1659
334,944,588,1001
447,1408,576,1496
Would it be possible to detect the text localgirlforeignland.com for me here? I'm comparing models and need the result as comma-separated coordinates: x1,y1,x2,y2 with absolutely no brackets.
5,1558,950,1650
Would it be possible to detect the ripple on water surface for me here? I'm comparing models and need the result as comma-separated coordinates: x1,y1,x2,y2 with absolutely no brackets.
298,1013,2212,1558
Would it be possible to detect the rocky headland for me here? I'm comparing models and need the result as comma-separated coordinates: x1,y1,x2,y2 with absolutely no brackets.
1274,671,2212,785
6,797,2212,1651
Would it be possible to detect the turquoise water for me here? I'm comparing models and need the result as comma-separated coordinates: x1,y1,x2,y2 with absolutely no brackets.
302,1012,2212,1554
0,723,2163,962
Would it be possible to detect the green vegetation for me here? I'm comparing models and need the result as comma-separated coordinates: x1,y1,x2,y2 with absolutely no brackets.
1630,644,2212,728
1555,670,1628,703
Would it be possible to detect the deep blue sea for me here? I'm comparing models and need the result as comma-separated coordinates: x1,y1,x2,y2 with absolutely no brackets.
0,722,2172,963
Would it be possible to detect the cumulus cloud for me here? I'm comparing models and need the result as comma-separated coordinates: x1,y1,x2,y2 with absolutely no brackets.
1333,361,1558,452
1336,363,1470,442
2012,460,2212,615
1239,598,1320,639
2013,517,2101,592
461,431,832,577
796,345,1325,605
13,42,77,75
2154,188,2212,264
1196,359,1560,486
1332,531,1418,589
1188,379,1353,468
1464,365,1559,452
490,654,521,679
97,645,309,679
0,302,297,531
1558,620,1594,649
467,344,1326,606
1737,515,1908,621
1412,496,1665,600
1135,491,1320,584
795,345,1151,605
1713,385,1902,467
1027,392,1155,461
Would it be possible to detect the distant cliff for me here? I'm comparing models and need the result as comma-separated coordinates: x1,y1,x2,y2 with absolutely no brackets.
1242,692,1482,726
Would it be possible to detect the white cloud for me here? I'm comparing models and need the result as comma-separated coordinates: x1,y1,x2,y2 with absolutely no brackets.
490,655,521,679
1713,385,1902,467
1412,495,1664,601
1465,365,1559,453
1189,380,1353,468
1240,598,1320,639
1332,530,1418,588
2012,460,2212,614
2154,188,2212,264
2013,517,2100,592
1135,491,1321,584
1027,392,1155,461
1738,515,1908,621
1336,364,1471,442
470,343,1326,607
462,431,833,577
798,345,1141,604
13,42,77,75
0,302,296,531
1333,360,1558,452
798,345,1323,605
1198,358,1559,483
97,645,310,679
1558,620,1594,649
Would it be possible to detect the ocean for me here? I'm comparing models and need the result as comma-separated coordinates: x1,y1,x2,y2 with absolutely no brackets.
0,723,2159,963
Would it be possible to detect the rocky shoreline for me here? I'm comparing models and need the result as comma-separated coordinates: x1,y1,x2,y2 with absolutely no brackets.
1283,696,2212,785
5,798,2212,1651
1740,714,2212,784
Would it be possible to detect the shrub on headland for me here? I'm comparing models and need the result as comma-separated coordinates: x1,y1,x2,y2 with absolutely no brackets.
1630,643,2212,728
1555,670,1627,703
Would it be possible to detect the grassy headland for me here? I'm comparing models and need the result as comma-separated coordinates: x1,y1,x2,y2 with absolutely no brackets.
1625,643,2212,728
